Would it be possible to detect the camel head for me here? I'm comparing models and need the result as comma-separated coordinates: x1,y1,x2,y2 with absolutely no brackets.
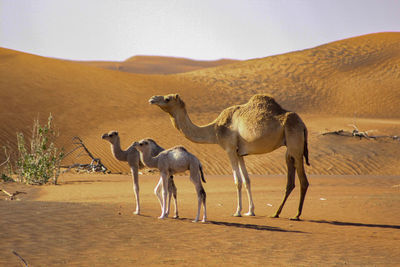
149,94,185,115
133,138,152,154
101,131,119,144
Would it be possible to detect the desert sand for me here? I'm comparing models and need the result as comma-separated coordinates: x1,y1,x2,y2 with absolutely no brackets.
1,32,400,266
1,174,399,266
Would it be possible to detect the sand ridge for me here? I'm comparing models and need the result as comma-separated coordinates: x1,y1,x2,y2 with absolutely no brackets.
76,55,240,74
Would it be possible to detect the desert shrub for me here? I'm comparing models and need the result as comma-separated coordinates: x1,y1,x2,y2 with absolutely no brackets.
1,173,13,182
15,114,64,185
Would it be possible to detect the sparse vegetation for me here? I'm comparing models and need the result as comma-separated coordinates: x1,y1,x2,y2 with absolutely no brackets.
15,114,64,185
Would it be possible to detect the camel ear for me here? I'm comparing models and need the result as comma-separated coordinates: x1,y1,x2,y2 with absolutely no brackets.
174,94,179,100
115,131,119,135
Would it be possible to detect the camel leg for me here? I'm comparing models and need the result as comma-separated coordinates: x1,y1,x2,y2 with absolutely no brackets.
228,153,243,217
159,173,169,219
169,177,179,219
165,178,175,218
190,167,206,222
238,157,255,216
272,152,296,218
131,167,140,215
201,185,207,223
166,188,172,218
154,177,163,213
193,183,206,223
291,157,309,221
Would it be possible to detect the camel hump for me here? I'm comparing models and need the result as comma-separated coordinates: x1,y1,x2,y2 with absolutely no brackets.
247,94,286,115
249,94,275,102
167,146,189,156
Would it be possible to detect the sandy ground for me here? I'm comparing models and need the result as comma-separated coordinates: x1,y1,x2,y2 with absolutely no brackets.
1,173,399,266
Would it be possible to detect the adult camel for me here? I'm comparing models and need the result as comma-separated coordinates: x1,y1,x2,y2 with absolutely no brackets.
149,93,310,220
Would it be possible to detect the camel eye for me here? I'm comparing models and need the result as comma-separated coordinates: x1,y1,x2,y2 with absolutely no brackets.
165,98,170,103
139,143,143,146
144,142,148,145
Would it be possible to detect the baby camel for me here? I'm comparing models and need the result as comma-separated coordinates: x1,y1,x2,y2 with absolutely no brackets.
101,131,178,217
134,139,207,222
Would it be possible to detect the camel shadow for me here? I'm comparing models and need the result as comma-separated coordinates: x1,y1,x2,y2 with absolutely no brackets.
206,220,306,233
154,217,305,233
62,180,103,185
308,220,400,230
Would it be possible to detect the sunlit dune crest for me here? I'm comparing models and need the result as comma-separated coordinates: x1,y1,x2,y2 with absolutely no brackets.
76,55,240,74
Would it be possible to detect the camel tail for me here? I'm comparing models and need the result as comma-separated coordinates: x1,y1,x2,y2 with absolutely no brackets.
304,128,310,166
199,164,206,183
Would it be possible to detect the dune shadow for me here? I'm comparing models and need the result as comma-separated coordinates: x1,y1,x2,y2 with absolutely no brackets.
308,220,400,230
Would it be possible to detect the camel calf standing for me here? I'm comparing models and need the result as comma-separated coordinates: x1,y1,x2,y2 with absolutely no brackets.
134,139,207,222
102,131,177,217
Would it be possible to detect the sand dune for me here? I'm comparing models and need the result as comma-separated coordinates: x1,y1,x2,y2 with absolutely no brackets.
182,32,400,118
77,55,240,74
1,32,400,176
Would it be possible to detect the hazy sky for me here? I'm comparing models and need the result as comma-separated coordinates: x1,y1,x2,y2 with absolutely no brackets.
1,0,399,61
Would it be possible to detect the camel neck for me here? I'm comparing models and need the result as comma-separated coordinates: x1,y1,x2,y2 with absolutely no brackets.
171,108,217,144
140,151,159,169
111,139,128,161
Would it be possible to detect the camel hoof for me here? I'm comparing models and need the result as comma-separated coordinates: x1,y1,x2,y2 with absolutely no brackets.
173,215,179,219
244,211,255,216
133,211,140,215
270,214,279,218
233,212,242,217
158,215,166,219
290,217,301,221
202,218,207,223
192,219,199,223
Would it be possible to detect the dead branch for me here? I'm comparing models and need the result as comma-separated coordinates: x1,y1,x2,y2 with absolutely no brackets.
352,129,373,139
0,155,10,168
322,128,399,141
72,136,96,160
61,136,108,173
0,189,26,200
322,130,353,137
12,250,28,267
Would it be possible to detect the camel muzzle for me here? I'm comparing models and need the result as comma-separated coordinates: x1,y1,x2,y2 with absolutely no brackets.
101,134,108,139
